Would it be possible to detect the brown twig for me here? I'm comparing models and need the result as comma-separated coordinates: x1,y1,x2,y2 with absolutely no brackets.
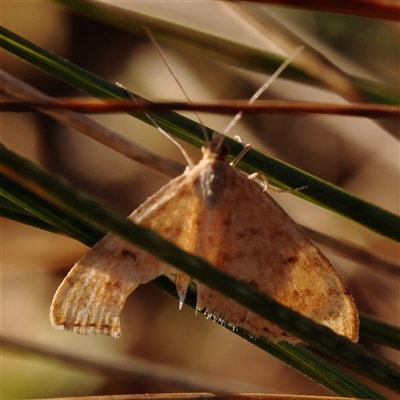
2,99,399,119
0,69,184,178
301,226,400,278
226,0,400,22
19,394,366,400
0,335,266,393
21,392,361,400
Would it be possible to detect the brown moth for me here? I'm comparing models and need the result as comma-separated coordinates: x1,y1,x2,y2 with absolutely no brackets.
50,134,359,344
50,33,358,344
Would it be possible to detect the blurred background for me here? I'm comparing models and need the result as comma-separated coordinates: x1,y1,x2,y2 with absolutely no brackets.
1,1,399,398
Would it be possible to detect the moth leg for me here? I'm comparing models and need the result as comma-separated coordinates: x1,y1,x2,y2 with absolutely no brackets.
175,273,190,310
247,171,307,193
230,135,252,167
231,135,308,193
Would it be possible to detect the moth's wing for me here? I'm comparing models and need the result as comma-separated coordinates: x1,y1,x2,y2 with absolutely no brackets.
195,161,359,344
50,234,162,338
50,168,202,337
130,164,206,303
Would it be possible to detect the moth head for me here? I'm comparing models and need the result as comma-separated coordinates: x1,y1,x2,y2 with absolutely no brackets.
202,132,230,161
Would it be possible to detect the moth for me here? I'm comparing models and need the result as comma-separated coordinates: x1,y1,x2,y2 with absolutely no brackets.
50,133,358,344
50,36,359,345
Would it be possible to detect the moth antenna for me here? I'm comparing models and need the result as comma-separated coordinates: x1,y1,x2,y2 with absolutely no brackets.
247,171,308,193
230,135,252,167
145,27,210,149
116,83,194,168
222,45,305,139
233,135,307,192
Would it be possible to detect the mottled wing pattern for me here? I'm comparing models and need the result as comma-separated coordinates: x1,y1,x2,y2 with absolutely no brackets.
50,234,160,338
51,147,358,343
50,170,202,337
193,158,359,343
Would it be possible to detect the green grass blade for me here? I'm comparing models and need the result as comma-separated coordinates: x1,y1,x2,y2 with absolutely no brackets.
1,178,391,398
234,147,400,242
0,25,398,241
0,195,58,233
1,142,399,396
3,168,399,358
0,173,104,246
0,26,120,99
360,314,400,351
154,277,387,399
3,165,399,359
54,0,399,105
0,184,388,399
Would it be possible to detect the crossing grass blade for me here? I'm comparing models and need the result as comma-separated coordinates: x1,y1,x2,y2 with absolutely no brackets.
1,142,399,398
0,25,399,241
